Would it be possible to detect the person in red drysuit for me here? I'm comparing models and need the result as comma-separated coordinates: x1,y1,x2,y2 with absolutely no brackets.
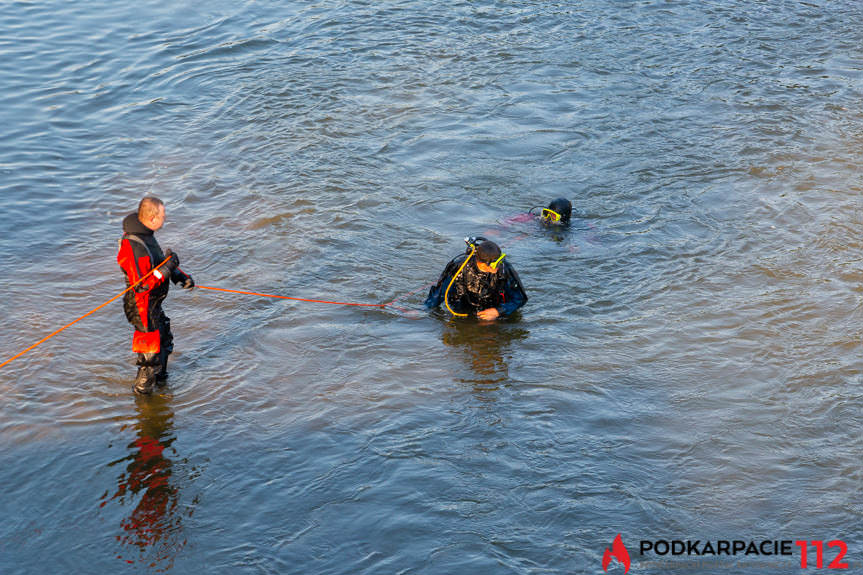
117,196,194,394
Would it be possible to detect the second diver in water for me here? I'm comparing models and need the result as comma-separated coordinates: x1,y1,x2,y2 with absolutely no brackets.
425,238,527,320
536,197,572,226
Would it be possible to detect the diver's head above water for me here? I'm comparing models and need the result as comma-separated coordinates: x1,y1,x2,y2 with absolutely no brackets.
541,197,572,226
474,240,505,273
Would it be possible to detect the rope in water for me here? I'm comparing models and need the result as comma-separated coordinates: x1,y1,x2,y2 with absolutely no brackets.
196,285,385,307
4,224,544,370
0,265,435,370
0,255,173,371
1,221,544,370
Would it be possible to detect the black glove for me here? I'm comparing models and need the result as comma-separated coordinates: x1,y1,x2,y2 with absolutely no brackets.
180,274,195,290
163,249,180,272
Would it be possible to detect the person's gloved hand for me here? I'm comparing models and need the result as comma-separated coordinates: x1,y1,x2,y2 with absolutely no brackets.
180,274,195,290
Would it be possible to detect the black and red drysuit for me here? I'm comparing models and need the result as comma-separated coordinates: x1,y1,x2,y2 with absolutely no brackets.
117,212,192,389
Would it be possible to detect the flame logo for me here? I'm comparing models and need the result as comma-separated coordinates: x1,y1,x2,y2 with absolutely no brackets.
602,533,631,573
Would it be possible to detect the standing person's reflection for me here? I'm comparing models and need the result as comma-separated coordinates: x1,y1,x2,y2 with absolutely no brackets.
102,394,190,568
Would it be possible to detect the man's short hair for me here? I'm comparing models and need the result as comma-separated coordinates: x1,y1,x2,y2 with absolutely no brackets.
476,240,501,264
138,196,164,221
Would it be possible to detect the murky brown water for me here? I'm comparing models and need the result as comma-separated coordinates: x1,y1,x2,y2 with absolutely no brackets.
1,1,861,573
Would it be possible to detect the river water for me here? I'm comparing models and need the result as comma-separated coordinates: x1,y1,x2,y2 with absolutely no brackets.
1,1,861,573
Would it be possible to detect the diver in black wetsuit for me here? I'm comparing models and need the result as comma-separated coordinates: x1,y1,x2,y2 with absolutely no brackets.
425,238,527,320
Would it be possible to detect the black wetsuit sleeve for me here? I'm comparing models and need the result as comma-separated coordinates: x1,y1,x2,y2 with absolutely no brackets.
497,264,528,316
424,257,460,309
170,267,190,284
424,271,450,309
497,288,525,316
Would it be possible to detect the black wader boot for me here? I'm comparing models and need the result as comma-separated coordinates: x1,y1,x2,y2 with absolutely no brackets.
133,352,161,395
155,316,173,385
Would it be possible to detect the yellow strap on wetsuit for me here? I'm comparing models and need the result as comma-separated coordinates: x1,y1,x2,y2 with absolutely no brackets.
444,245,475,317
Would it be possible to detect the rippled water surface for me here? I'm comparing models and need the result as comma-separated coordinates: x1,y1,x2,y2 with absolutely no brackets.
1,1,862,573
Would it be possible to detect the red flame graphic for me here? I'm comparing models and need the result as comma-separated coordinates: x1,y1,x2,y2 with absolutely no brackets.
602,533,630,573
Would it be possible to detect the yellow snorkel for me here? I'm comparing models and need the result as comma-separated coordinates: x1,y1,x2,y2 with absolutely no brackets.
444,244,475,317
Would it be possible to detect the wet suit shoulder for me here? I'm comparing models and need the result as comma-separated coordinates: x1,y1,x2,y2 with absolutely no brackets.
117,212,189,291
424,253,468,310
117,212,169,294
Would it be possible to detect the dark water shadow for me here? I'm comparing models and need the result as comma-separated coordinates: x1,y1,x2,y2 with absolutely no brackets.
440,318,529,391
100,393,200,571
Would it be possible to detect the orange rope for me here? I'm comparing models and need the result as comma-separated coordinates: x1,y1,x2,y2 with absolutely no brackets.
381,283,432,307
0,255,172,371
196,285,385,307
1,265,425,371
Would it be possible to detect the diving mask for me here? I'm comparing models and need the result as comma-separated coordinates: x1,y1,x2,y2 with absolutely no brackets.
540,208,562,223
